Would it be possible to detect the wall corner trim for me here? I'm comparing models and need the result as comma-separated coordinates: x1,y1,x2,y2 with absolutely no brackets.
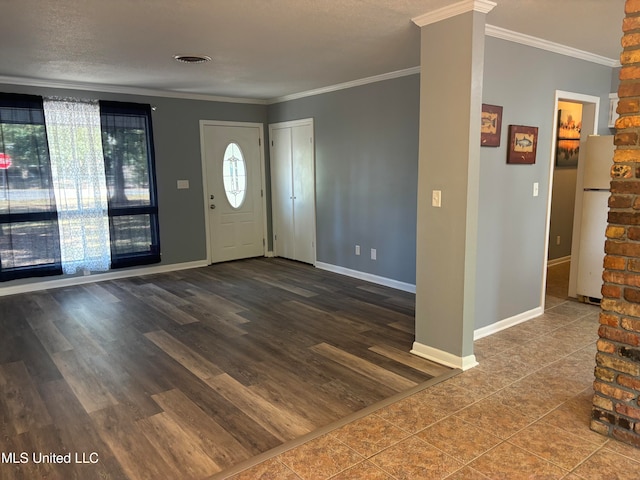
315,262,416,293
412,0,496,27
411,342,478,371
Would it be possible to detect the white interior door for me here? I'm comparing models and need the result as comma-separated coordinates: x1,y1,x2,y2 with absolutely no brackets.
271,127,295,259
201,122,265,263
292,124,315,264
269,119,316,265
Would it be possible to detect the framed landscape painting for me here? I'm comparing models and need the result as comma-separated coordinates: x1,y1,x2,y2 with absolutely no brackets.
555,105,582,167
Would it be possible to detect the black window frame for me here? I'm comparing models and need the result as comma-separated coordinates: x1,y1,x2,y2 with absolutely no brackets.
0,95,161,282
0,93,62,281
99,101,161,269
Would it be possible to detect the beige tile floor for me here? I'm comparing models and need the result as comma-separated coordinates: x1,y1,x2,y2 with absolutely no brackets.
215,263,640,479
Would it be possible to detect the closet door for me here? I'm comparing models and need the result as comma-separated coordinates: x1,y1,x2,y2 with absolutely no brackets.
269,119,316,264
292,123,315,264
271,126,295,260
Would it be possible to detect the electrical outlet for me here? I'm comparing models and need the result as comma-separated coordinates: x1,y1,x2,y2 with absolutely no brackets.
371,248,377,260
355,245,360,255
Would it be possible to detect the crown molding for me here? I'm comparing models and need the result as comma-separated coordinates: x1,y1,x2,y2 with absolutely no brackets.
412,0,496,27
0,75,268,105
0,21,618,108
485,25,620,68
267,66,421,105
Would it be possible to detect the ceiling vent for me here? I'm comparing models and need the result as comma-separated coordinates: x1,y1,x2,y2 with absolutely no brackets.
173,55,212,64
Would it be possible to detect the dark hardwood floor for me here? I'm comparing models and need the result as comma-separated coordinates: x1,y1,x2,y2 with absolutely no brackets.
0,257,451,479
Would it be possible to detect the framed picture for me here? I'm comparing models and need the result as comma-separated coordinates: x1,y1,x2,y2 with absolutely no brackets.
507,125,538,164
555,108,581,167
481,104,502,147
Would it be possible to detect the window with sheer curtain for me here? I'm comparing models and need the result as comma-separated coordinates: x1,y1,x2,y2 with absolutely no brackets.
0,93,160,282
43,97,111,275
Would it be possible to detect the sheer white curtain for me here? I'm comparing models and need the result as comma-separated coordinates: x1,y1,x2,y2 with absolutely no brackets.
43,98,111,274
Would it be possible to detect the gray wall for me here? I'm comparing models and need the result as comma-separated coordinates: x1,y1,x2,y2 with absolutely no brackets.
414,10,486,359
548,167,577,260
0,83,267,287
268,75,420,284
475,37,614,329
612,67,621,94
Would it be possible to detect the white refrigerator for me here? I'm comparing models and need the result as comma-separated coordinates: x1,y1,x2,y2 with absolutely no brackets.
576,135,614,300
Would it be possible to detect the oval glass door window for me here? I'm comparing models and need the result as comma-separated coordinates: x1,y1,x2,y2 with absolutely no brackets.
222,143,247,208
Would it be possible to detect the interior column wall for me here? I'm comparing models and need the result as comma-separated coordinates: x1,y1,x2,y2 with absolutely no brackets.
413,10,487,369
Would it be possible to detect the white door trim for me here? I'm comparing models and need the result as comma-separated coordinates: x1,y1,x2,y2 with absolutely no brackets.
269,118,315,129
199,120,267,264
541,91,600,309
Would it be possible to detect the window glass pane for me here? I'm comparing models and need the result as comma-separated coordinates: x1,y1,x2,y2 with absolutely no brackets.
100,101,160,269
0,220,60,269
0,93,61,281
109,214,154,255
223,142,246,208
0,120,56,215
101,112,151,208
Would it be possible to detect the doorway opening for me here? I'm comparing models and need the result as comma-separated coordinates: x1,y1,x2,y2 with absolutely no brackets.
542,91,601,309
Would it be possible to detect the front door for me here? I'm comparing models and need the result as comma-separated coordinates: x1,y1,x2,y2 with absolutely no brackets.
201,122,265,263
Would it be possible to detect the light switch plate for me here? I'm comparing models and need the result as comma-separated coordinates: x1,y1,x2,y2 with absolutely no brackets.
432,190,442,207
177,180,190,189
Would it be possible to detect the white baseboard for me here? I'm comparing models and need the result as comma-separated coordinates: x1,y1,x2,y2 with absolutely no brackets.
473,306,544,340
315,262,416,293
547,255,571,267
411,342,478,371
0,260,210,297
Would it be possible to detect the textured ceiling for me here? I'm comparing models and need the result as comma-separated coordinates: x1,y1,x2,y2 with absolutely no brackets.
0,0,626,101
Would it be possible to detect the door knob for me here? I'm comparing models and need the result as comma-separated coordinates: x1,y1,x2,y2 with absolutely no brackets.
210,204,216,209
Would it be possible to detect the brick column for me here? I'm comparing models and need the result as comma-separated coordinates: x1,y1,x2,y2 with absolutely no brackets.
591,0,640,448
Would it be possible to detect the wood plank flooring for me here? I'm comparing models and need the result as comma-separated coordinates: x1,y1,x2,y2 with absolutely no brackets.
0,257,451,479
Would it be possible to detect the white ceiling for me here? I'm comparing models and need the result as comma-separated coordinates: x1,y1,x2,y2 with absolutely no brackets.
0,0,625,101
